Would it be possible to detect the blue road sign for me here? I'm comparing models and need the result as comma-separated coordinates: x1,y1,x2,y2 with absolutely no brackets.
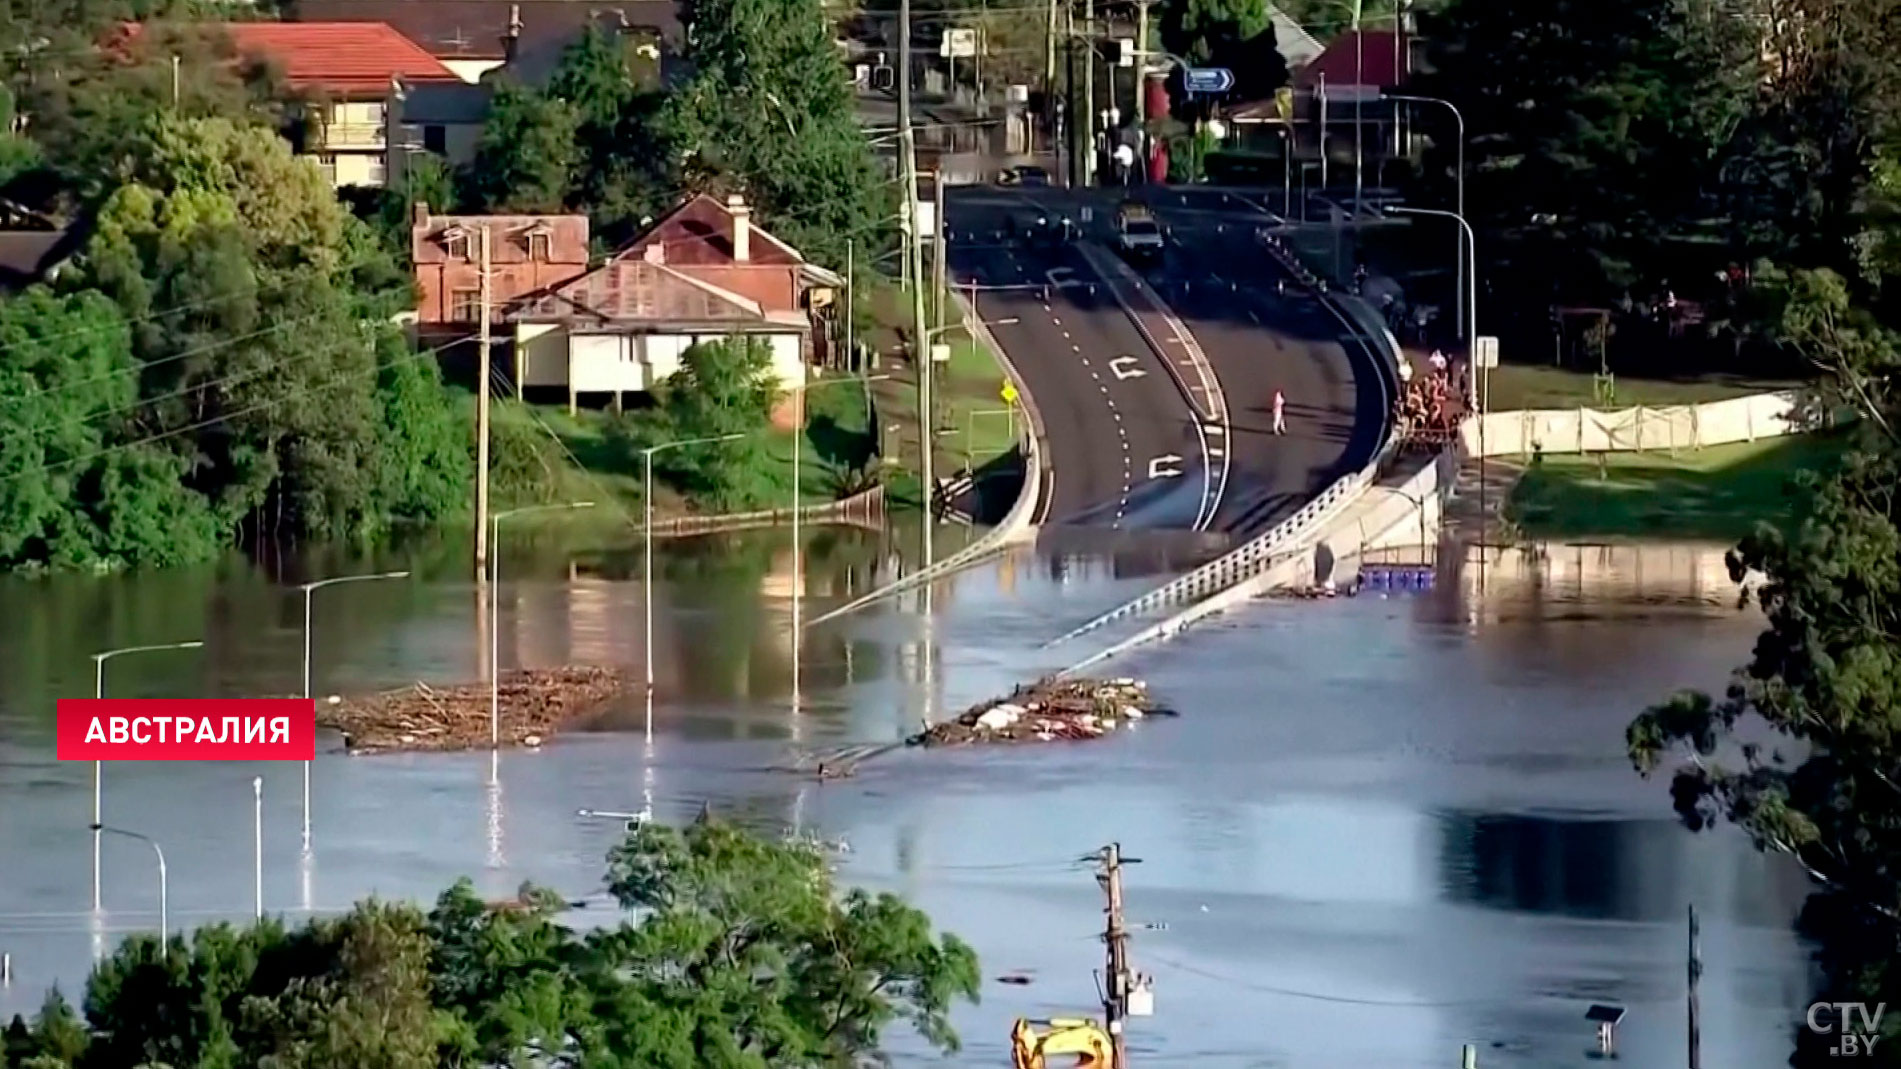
1183,67,1235,94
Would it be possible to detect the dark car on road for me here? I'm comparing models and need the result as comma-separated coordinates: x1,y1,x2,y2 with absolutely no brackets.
997,165,1052,187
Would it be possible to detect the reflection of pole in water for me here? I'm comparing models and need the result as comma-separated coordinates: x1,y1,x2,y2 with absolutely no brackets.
300,850,313,916
641,711,656,824
920,520,937,730
791,783,808,838
486,750,505,870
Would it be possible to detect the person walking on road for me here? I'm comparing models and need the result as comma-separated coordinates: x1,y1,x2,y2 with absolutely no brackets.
1272,389,1287,435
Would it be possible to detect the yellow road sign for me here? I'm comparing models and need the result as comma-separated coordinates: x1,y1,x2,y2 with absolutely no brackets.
1001,381,1019,404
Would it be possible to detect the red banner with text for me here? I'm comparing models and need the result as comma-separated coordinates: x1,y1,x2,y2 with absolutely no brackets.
56,699,316,761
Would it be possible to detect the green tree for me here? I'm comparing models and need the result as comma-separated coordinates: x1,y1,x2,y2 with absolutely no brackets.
0,287,219,571
463,80,580,213
1628,268,1901,1065
34,822,977,1069
650,338,782,509
664,0,886,267
1158,0,1288,109
547,26,674,245
1416,0,1755,321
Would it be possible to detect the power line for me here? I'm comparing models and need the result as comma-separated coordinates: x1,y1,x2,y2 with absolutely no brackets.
0,330,476,491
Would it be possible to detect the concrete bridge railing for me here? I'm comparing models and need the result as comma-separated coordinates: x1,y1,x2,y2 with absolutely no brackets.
1045,231,1403,650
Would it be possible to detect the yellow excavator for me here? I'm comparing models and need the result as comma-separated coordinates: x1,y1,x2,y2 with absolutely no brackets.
1009,1017,1115,1069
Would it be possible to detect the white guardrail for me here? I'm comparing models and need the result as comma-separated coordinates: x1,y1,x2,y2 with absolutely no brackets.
1045,230,1403,653
803,286,1049,630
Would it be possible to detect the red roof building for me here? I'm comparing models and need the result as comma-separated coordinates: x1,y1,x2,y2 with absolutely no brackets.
1293,28,1411,93
219,21,461,95
197,22,462,189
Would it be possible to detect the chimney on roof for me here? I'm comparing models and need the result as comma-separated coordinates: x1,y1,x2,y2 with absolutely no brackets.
502,4,524,63
644,240,664,264
727,193,750,262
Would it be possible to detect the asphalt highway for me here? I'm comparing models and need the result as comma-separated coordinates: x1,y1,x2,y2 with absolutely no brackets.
946,190,1214,531
943,184,1387,539
1132,188,1387,534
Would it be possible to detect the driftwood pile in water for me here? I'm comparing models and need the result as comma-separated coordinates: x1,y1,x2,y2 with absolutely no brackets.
323,666,627,754
907,677,1174,747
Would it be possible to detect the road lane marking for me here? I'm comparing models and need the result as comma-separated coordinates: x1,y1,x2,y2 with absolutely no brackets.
1148,455,1184,479
1108,355,1146,380
1205,423,1226,436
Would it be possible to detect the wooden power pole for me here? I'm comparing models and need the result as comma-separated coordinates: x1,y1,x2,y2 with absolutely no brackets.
474,224,492,582
1688,904,1701,1069
1099,843,1134,1066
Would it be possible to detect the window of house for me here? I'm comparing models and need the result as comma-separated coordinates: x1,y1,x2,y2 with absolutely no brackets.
526,230,552,262
443,228,469,259
423,124,447,154
450,288,481,322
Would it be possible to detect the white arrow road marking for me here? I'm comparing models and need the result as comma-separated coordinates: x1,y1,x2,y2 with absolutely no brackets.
1108,355,1146,380
1046,267,1074,285
1148,455,1184,479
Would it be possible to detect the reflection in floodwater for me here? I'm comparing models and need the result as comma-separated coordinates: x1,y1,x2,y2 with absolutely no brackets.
0,533,1820,1065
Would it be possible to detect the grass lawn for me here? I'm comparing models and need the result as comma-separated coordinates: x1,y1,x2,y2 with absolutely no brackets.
485,380,875,527
862,280,1021,502
1486,364,1802,412
1505,432,1844,541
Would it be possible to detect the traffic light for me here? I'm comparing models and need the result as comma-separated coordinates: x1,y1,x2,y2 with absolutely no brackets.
871,65,895,91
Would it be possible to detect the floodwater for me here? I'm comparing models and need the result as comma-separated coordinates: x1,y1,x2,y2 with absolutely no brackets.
0,528,1814,1067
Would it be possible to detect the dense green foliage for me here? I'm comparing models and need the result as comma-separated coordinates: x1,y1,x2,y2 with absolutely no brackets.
1158,0,1288,110
0,9,472,572
0,820,979,1069
455,9,885,263
1410,0,1901,1059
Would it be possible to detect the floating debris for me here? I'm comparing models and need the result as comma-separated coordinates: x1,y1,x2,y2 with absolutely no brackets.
907,677,1175,747
323,666,628,755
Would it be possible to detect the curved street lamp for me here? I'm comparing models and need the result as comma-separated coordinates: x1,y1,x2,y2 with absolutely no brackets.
96,825,168,955
89,640,202,913
298,571,408,852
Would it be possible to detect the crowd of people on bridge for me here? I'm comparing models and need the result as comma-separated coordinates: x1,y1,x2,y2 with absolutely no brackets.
1394,350,1465,449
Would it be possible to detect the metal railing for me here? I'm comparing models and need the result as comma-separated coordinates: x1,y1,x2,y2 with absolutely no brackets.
1044,229,1403,649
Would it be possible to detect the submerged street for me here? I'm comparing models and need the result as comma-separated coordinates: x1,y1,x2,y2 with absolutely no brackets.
0,529,1808,1067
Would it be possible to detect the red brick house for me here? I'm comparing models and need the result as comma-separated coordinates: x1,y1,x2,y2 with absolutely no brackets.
410,205,591,329
497,193,843,410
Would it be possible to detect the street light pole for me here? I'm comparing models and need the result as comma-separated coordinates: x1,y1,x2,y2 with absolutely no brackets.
97,826,167,954
489,502,596,749
298,571,408,854
1385,94,1467,336
640,434,744,736
1390,203,1484,521
90,641,203,914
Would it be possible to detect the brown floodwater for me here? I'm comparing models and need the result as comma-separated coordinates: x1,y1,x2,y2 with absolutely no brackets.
0,529,1813,1067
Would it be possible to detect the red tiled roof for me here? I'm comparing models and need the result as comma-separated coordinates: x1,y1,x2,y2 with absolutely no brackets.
1293,29,1409,91
219,22,460,94
618,194,804,266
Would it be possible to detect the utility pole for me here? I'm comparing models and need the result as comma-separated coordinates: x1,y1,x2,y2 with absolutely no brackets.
1134,0,1152,179
1044,0,1058,145
1688,904,1702,1069
932,173,948,336
1098,843,1134,1067
1082,0,1096,188
898,0,933,539
1065,3,1079,186
473,224,492,582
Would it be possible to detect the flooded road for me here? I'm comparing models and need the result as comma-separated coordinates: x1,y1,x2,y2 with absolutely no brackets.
0,531,1812,1066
